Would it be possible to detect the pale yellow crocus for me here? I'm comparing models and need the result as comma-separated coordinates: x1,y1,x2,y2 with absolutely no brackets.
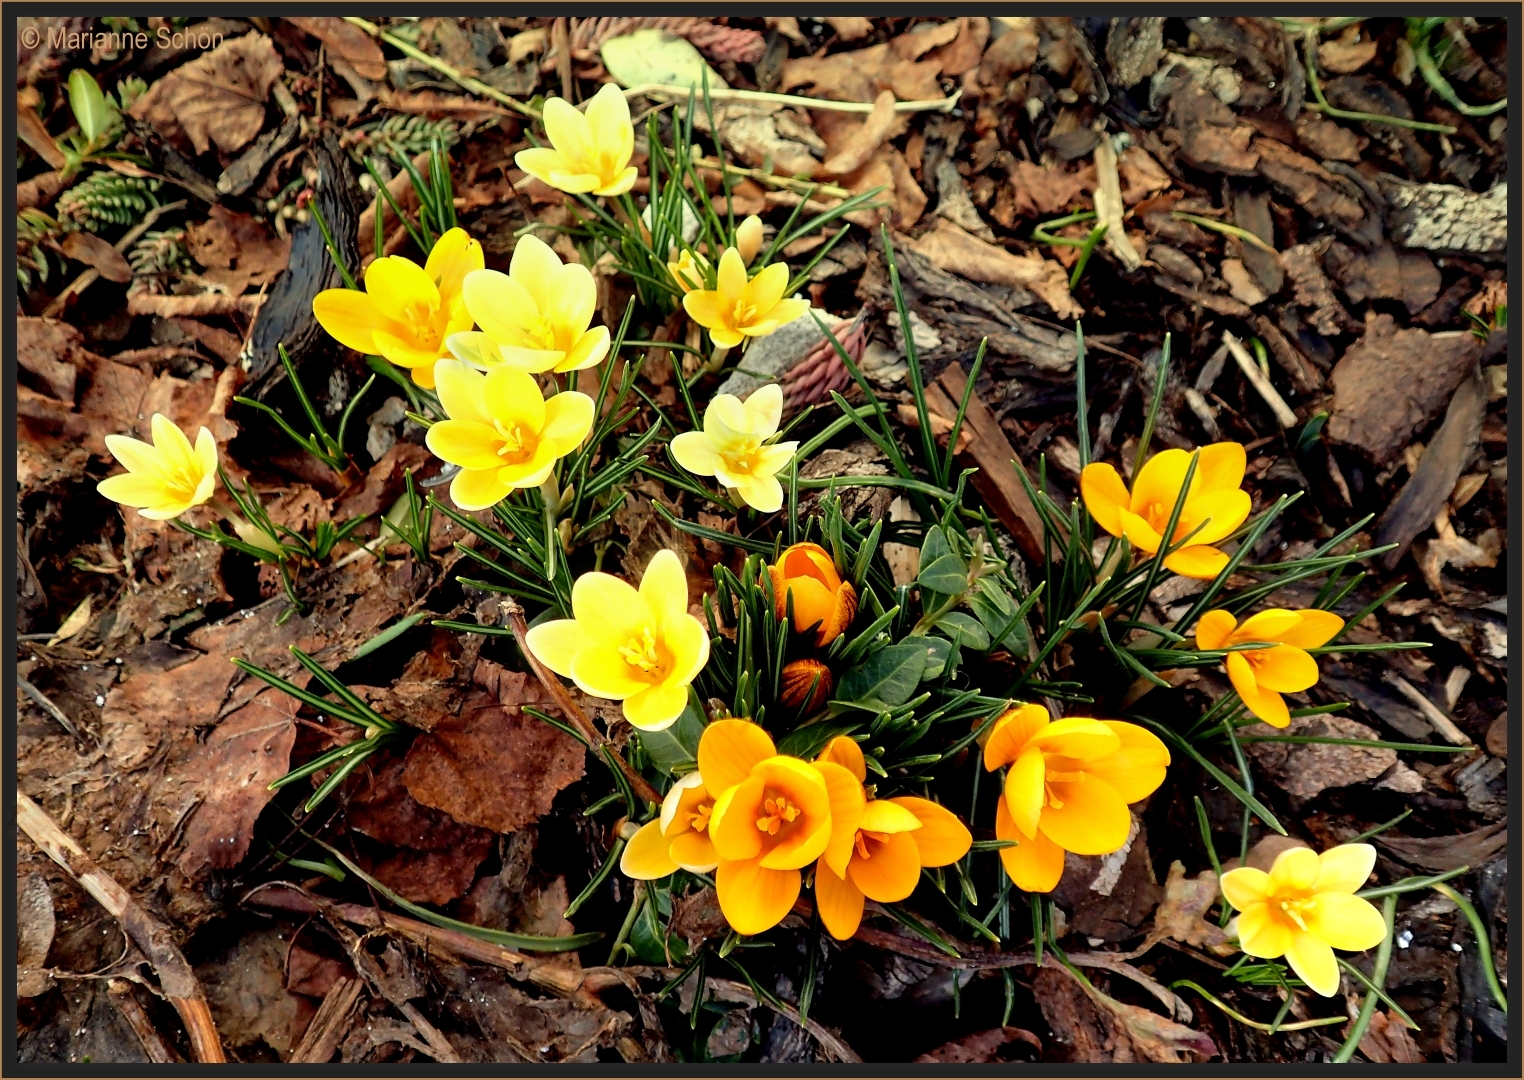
671,383,798,513
683,248,810,350
515,82,637,197
97,414,218,519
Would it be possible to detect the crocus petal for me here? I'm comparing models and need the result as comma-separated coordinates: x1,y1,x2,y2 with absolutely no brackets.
1235,901,1291,958
514,146,572,186
743,261,791,314
1130,448,1194,515
448,467,510,511
668,831,718,873
1234,609,1306,643
1194,610,1238,651
996,797,1065,893
483,365,547,434
312,288,382,355
683,290,735,333
1039,776,1132,856
636,548,689,626
1176,488,1250,546
1313,843,1376,895
755,758,831,869
848,831,921,903
698,719,777,799
1118,508,1164,555
463,268,540,346
716,862,800,936
716,247,748,301
523,619,583,678
1236,679,1291,728
816,736,866,784
860,800,922,835
372,327,444,369
547,169,603,194
891,798,972,867
546,264,598,344
1284,931,1340,997
541,96,595,166
750,297,810,333
540,391,595,453
1196,441,1247,491
586,82,633,162
102,432,167,481
815,860,866,940
1085,722,1171,804
1306,892,1388,952
1163,543,1231,581
662,609,712,689
781,577,834,635
98,472,175,510
734,474,784,513
622,682,688,731
1003,748,1047,839
1080,463,1130,538
433,360,493,427
983,703,1049,770
569,568,648,645
620,820,679,879
1277,609,1345,650
569,643,654,701
1219,867,1271,912
425,227,484,299
365,254,440,316
1026,717,1122,762
660,772,709,835
592,165,638,198
815,760,867,878
1268,846,1321,894
1225,650,1260,700
427,419,507,471
742,383,784,439
559,326,610,372
671,431,723,477
508,234,566,311
709,775,767,862
1251,645,1320,693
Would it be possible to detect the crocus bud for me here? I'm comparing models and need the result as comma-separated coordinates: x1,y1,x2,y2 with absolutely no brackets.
780,658,833,712
769,542,858,646
735,214,764,265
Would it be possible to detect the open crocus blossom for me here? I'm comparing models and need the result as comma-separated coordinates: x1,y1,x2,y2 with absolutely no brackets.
682,247,811,350
515,82,637,197
671,383,799,513
1221,843,1386,996
1080,442,1251,580
525,549,709,731
698,720,865,935
986,703,1170,893
451,235,609,374
1195,608,1344,728
98,413,218,519
769,542,858,646
312,227,482,389
424,360,594,511
620,772,719,879
811,737,971,940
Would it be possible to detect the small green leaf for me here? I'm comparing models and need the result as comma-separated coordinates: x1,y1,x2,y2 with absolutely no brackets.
837,642,927,709
67,70,111,146
921,635,952,680
968,582,1031,654
935,611,990,652
637,689,707,776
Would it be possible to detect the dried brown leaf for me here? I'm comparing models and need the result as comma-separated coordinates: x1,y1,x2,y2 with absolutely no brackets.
149,32,285,155
915,1026,1042,1063
60,230,132,283
287,17,387,80
783,43,943,104
1008,159,1096,218
819,90,897,176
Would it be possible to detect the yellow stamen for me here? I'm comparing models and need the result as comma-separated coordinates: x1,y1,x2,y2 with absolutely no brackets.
755,795,801,835
687,802,713,833
618,627,665,674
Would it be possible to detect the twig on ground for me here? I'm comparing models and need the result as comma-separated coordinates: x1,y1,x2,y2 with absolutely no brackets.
107,979,182,1064
1382,673,1474,746
42,199,188,318
289,977,366,1064
17,674,82,739
1223,331,1299,429
345,16,540,118
17,792,226,1063
624,83,961,116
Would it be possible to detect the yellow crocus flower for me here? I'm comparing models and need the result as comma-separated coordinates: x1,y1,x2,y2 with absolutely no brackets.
1081,442,1252,580
734,214,764,265
1221,843,1386,996
810,738,971,941
670,383,799,513
423,360,594,511
312,227,483,389
985,703,1170,893
515,82,637,197
451,235,609,374
97,413,218,519
620,771,721,878
682,247,810,350
769,542,858,646
1195,608,1345,728
667,247,708,294
525,550,709,731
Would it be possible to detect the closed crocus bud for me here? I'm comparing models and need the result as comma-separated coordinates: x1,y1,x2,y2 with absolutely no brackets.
780,658,833,712
769,542,858,646
735,214,764,265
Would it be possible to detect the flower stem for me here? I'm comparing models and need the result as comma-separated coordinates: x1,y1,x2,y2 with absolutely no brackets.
703,344,730,375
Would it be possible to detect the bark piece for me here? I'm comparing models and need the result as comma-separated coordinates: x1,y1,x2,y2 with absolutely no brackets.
1280,238,1358,336
1327,312,1483,465
60,231,133,283
1245,714,1400,800
1377,822,1507,872
1374,175,1508,259
1166,82,1258,174
906,219,1080,318
1376,366,1486,568
1230,186,1283,296
1254,137,1365,226
916,1027,1043,1063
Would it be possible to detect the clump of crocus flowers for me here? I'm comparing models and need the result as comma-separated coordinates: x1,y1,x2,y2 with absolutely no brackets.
622,721,971,937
